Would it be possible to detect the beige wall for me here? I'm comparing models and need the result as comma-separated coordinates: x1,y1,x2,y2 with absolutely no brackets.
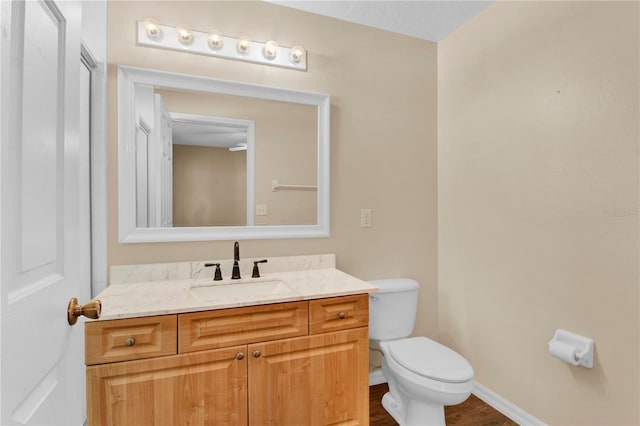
107,2,439,337
438,2,639,424
173,145,247,227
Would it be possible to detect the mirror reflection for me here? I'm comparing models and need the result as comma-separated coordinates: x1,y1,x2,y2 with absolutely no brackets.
171,112,250,227
118,65,330,242
134,85,318,229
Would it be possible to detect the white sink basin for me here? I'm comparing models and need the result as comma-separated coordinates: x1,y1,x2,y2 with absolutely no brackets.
189,277,292,302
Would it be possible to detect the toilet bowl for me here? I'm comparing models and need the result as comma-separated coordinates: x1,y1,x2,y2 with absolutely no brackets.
368,279,474,426
379,337,474,425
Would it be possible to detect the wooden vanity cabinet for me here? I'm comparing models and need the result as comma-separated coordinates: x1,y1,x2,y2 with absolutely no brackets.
85,295,369,426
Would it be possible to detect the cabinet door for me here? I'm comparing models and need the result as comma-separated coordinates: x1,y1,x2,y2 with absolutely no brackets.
87,346,248,426
248,328,369,426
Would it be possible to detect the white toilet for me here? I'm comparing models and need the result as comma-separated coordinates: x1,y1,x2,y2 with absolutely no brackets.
369,279,474,426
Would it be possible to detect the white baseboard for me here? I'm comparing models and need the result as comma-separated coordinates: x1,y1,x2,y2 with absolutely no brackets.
473,381,546,426
369,369,387,386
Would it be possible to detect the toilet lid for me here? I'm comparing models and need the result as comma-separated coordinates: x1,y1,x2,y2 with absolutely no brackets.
387,337,474,383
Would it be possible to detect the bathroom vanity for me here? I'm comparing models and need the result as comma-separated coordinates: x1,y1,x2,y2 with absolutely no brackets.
84,255,377,425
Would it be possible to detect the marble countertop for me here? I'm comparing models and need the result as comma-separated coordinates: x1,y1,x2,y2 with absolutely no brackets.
94,265,378,321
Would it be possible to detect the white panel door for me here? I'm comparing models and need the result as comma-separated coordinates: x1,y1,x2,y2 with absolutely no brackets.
1,0,86,424
135,123,151,228
155,94,173,227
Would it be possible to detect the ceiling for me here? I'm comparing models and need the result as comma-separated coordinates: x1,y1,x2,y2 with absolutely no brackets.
172,118,248,149
266,1,493,42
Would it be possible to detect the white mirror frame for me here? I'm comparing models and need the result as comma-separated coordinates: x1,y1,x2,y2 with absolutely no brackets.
118,65,330,243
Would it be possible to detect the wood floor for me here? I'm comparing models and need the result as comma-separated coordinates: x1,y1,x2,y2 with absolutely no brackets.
369,384,518,426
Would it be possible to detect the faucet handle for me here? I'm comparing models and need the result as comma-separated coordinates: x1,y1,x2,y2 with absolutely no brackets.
252,259,268,278
204,263,223,281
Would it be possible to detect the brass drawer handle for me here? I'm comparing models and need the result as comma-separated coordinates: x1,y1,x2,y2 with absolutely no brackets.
124,338,135,347
338,312,346,319
252,350,261,358
236,352,245,360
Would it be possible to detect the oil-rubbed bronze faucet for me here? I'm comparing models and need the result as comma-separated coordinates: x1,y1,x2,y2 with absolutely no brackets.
252,259,268,278
231,241,241,279
204,263,223,280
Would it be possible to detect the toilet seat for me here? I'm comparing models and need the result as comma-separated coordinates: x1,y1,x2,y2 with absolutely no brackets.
387,337,474,383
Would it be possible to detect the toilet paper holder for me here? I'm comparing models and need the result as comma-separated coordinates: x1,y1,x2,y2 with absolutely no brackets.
548,329,594,368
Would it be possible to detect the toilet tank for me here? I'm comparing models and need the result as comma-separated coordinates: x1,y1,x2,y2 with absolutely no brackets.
368,279,419,341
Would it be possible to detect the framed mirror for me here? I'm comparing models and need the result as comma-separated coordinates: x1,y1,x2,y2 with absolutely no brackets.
118,65,330,242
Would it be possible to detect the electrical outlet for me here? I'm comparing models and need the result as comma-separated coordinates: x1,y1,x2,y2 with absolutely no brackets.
360,209,372,228
256,204,268,216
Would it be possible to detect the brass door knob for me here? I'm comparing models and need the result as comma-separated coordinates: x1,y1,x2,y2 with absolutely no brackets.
67,298,101,325
252,350,261,358
236,352,245,360
338,312,346,319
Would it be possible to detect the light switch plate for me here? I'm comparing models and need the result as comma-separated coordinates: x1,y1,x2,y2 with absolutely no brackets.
256,204,268,216
360,209,372,228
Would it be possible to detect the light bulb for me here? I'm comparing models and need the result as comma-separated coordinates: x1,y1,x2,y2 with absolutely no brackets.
176,24,193,46
208,30,224,50
289,45,306,63
143,18,161,40
237,36,251,54
263,41,279,60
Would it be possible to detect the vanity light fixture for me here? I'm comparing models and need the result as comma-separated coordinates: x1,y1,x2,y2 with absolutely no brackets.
136,19,307,71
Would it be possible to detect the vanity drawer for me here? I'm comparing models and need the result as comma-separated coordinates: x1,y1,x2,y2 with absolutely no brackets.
85,315,177,365
309,294,369,334
178,301,309,353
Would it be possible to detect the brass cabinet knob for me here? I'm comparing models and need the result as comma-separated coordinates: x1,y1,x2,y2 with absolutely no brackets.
252,350,261,358
67,298,101,325
124,338,135,347
236,352,245,360
338,312,346,319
